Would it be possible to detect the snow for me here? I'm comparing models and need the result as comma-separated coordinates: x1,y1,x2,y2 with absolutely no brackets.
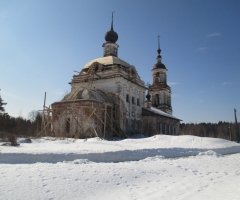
150,106,181,120
1,135,240,200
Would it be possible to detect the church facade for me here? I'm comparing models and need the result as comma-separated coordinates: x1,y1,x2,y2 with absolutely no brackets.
51,16,180,138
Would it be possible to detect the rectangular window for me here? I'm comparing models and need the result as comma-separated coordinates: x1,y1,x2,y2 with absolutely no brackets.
164,124,167,134
160,124,162,134
137,98,140,106
126,94,129,102
132,97,135,104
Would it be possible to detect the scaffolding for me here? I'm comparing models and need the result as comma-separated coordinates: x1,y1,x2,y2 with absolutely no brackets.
38,101,126,139
38,66,126,139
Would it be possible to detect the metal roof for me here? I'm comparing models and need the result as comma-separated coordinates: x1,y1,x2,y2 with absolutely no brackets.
82,56,131,69
143,106,181,121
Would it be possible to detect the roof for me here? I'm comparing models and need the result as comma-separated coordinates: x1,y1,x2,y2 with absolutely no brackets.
143,106,181,121
153,62,166,69
82,56,131,70
62,88,112,103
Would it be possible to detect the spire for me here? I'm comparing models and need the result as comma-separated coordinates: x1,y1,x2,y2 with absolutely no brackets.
153,35,166,69
111,11,114,31
157,35,162,58
103,13,119,57
105,12,118,43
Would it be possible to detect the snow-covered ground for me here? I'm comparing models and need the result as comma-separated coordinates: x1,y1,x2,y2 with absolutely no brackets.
1,135,240,200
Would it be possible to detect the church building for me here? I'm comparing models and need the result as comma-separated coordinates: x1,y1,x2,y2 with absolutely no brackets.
51,15,180,138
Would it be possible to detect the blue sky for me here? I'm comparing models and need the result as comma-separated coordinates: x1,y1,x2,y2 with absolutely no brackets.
0,0,240,123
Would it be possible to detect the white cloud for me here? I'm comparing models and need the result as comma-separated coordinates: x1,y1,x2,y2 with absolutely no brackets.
206,33,222,43
222,82,231,86
198,33,222,51
168,82,179,86
207,33,221,39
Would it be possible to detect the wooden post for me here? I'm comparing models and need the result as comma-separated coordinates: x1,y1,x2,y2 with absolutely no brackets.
46,105,50,137
42,92,46,136
111,105,113,134
104,104,107,138
228,126,231,141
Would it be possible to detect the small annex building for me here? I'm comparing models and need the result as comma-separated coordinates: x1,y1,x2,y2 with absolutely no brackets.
51,16,181,138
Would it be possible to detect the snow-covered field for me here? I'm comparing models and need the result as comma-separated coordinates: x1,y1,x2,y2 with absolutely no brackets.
1,135,240,200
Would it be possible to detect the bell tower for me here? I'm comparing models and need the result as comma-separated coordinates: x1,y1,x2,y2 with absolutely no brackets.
102,12,119,57
148,36,172,115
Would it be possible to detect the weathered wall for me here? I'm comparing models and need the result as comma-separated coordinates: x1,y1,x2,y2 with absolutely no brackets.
52,61,180,138
141,115,179,136
52,100,116,138
73,76,146,135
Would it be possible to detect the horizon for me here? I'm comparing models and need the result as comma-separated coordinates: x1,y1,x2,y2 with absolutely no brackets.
0,1,240,123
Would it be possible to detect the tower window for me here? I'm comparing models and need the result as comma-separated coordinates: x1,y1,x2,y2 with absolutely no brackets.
137,98,140,106
126,94,129,102
132,97,135,104
155,94,159,106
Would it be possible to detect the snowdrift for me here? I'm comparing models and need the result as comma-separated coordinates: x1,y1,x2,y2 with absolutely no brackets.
1,135,240,164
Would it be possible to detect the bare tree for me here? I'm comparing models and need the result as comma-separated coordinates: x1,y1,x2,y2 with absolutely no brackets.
28,110,39,122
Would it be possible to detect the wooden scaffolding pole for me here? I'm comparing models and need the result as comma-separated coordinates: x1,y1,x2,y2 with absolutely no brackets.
41,92,46,136
104,104,107,138
39,98,124,139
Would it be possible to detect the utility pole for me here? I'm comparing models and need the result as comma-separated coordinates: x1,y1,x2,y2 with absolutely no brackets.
234,108,239,143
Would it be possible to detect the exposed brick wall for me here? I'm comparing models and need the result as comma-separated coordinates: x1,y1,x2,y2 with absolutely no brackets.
51,100,120,138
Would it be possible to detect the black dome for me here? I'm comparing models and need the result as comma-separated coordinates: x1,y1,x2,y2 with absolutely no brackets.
105,30,118,43
154,62,166,69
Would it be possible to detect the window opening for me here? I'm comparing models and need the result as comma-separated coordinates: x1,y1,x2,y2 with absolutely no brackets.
126,94,129,102
66,118,70,133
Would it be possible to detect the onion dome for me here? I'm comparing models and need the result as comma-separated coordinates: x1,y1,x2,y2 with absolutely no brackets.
105,30,118,43
154,61,166,69
153,35,166,69
105,12,118,43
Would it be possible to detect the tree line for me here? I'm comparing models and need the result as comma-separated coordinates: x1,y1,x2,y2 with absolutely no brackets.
179,122,240,142
0,90,42,138
0,111,42,138
0,89,239,141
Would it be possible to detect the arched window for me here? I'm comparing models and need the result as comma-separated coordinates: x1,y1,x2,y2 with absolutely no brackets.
161,74,166,83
